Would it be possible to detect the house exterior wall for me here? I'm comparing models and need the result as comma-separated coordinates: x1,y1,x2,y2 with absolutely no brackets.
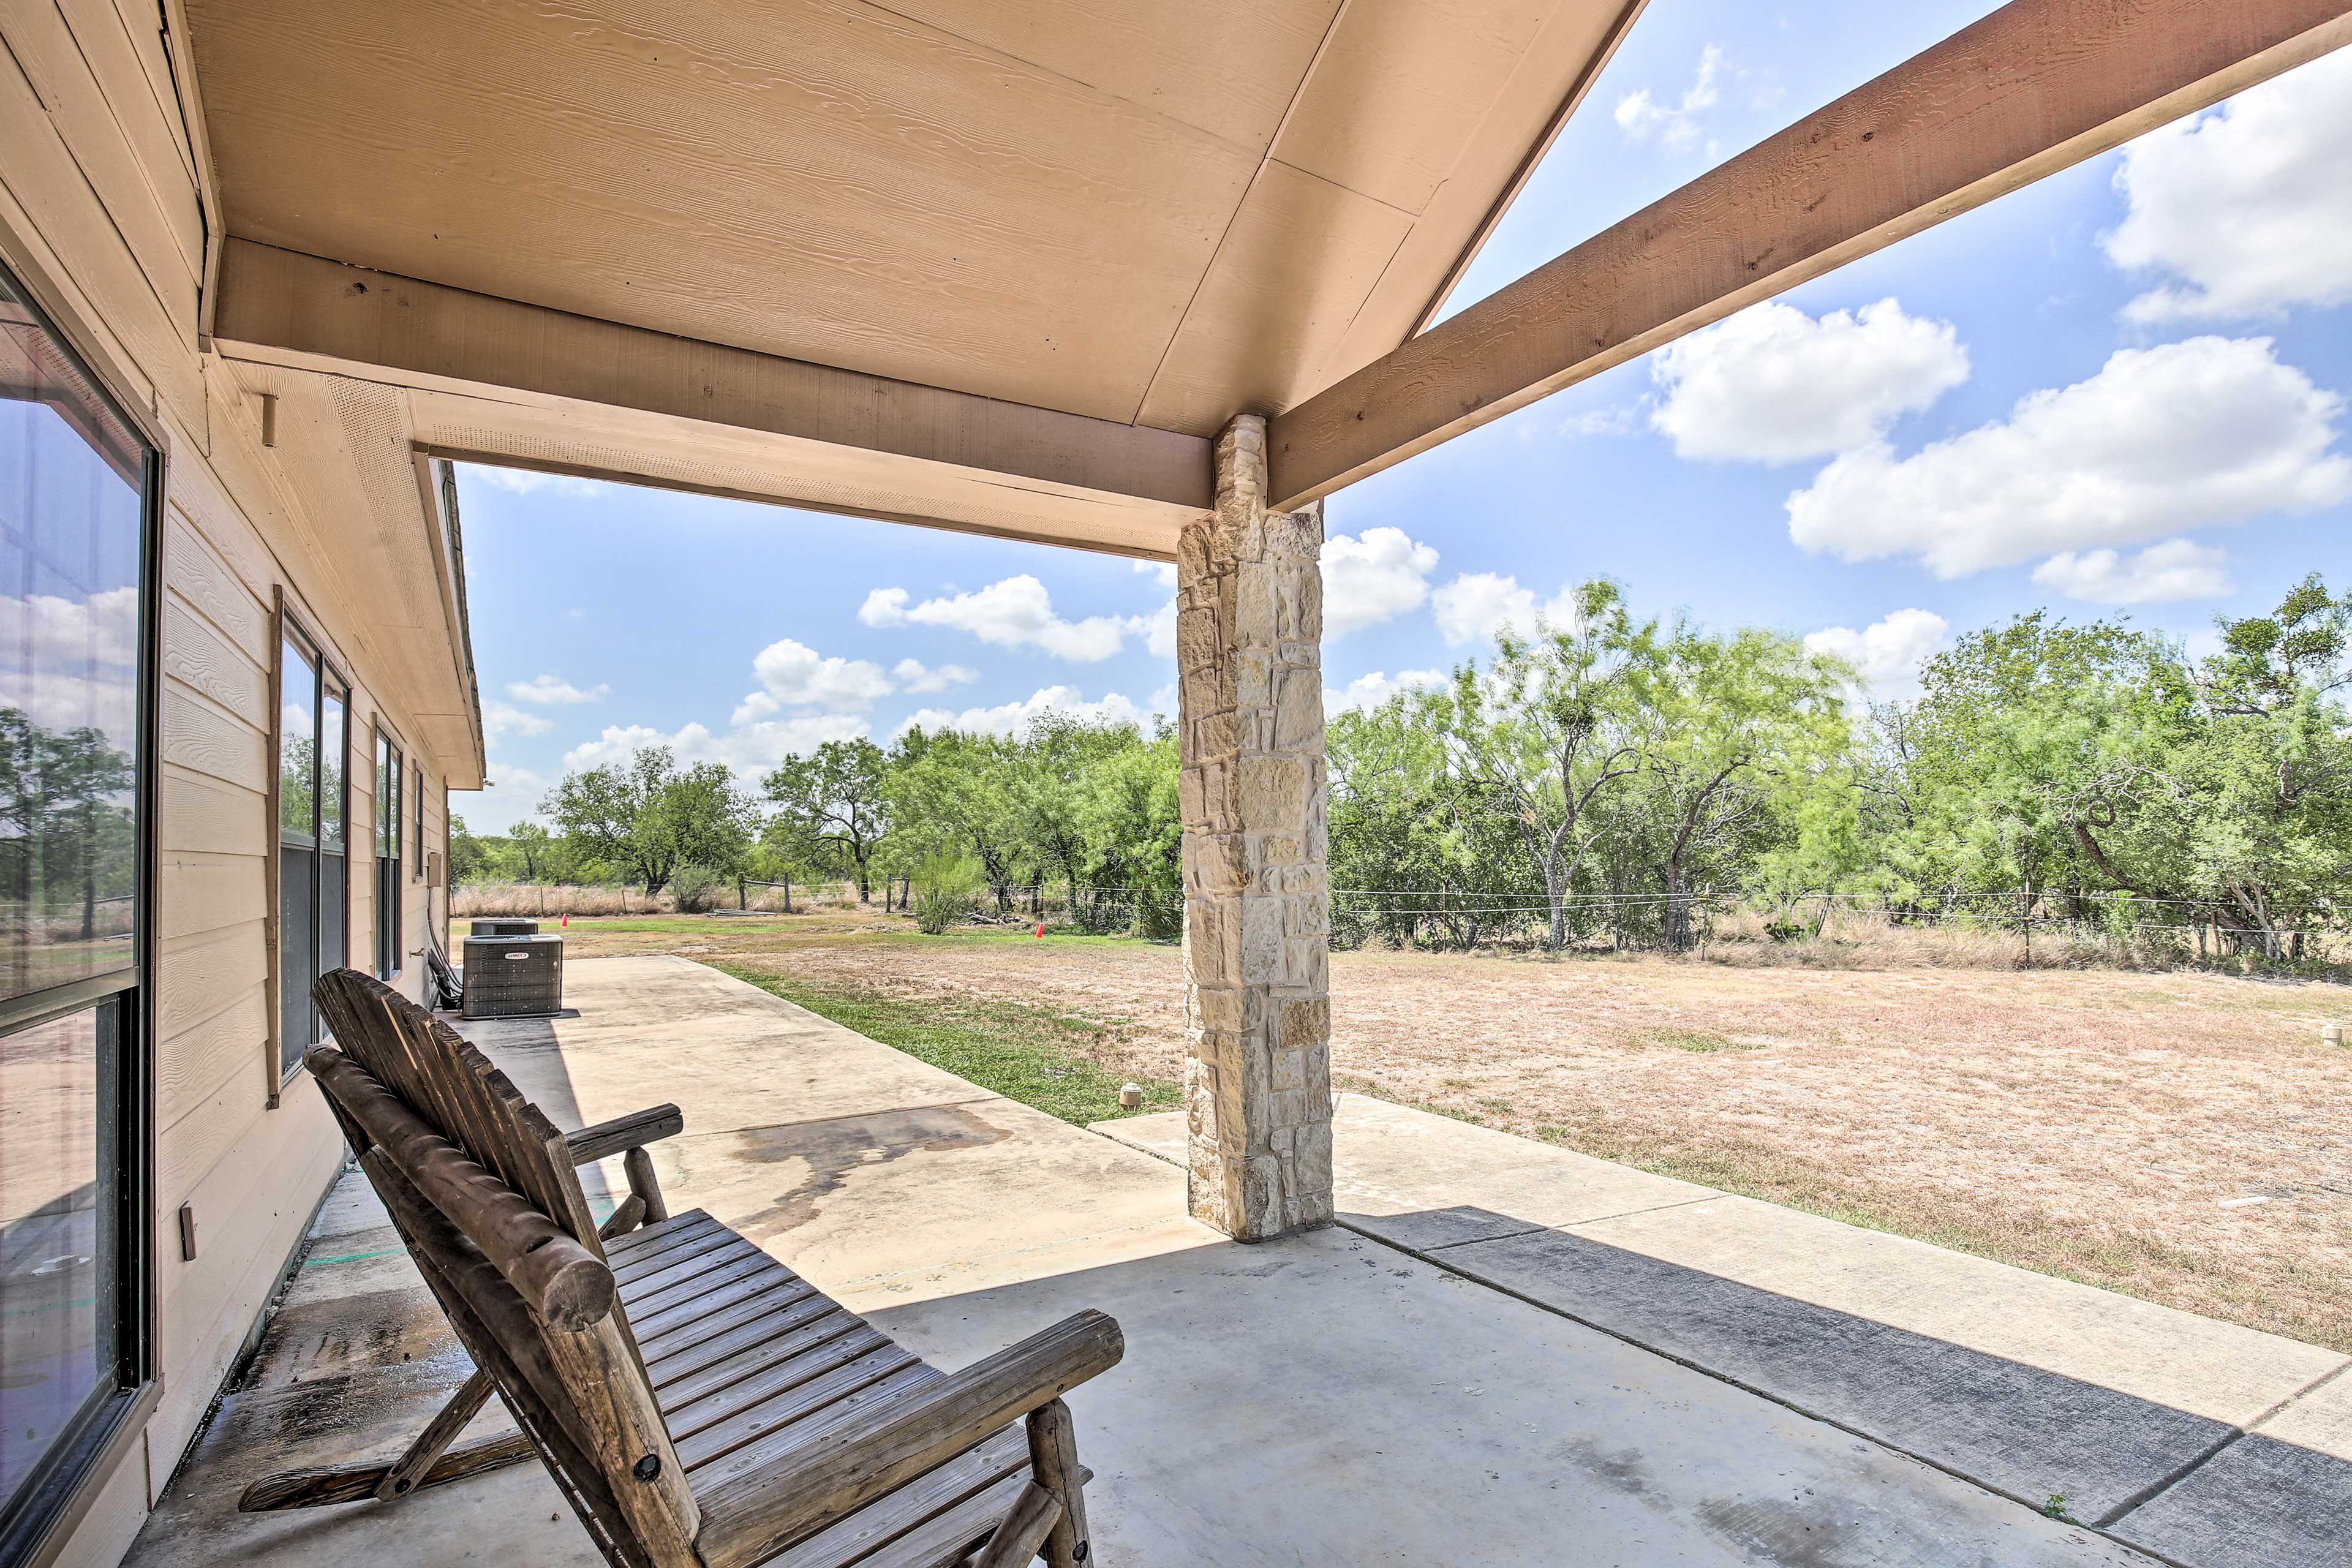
0,6,464,1563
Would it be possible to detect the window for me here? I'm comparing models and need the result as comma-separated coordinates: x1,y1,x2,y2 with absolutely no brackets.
0,263,153,1545
276,625,346,1072
374,728,402,978
412,760,424,873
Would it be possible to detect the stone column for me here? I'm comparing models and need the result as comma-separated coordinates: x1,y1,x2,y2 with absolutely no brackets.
1176,414,1333,1242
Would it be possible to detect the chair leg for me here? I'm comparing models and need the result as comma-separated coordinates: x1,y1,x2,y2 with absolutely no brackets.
238,1368,529,1511
598,1193,649,1241
623,1145,670,1224
377,1367,497,1500
1027,1398,1094,1566
967,1483,1061,1568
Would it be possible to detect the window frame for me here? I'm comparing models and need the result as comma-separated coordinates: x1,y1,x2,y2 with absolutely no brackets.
0,251,162,1568
271,611,350,1087
373,725,404,979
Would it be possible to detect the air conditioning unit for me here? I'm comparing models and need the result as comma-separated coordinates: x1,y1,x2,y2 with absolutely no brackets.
460,933,564,1019
471,918,540,937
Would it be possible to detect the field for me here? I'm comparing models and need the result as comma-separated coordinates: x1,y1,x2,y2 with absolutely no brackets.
473,908,2352,1352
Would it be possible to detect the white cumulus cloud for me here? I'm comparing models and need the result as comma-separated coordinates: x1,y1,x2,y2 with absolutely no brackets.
1327,669,1446,714
1650,299,1969,464
861,575,1141,662
895,686,1151,739
1804,609,1949,699
481,699,554,740
890,658,979,695
509,673,609,706
564,716,868,783
1322,528,1439,636
0,586,138,741
2032,540,2233,605
858,587,910,627
730,692,780,726
561,724,670,771
708,715,872,774
1615,45,1724,151
1786,336,2351,578
1431,573,1580,647
469,764,551,833
747,638,892,712
463,464,603,499
2104,50,2352,325
1142,597,1177,661
1561,404,1641,439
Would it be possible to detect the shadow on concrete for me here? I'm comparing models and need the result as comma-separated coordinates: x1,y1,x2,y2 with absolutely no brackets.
1345,1204,2349,1568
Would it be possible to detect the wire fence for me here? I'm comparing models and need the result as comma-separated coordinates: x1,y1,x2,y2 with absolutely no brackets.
452,876,2346,967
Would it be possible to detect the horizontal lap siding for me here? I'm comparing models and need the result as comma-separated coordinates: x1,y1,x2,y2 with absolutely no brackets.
1,10,470,1561
0,0,201,427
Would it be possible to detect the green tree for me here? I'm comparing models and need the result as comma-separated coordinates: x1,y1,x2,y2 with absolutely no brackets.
763,738,889,900
2185,577,2352,956
884,728,1027,911
1898,613,2195,910
543,746,754,895
40,725,134,940
1639,625,1852,950
508,820,552,881
448,813,489,883
1445,579,1662,950
1329,685,1536,949
1072,727,1182,935
1016,715,1139,916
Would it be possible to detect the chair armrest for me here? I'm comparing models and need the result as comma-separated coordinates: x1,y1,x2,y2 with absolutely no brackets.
692,1310,1124,1568
565,1104,685,1166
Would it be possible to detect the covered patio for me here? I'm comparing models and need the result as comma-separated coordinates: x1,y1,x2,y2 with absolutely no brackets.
127,958,2347,1567
6,0,2350,1562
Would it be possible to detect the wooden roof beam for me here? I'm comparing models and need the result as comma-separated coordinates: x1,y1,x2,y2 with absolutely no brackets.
213,240,1212,537
1268,0,2352,510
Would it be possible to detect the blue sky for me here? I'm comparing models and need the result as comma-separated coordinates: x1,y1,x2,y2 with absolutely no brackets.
453,2,2352,832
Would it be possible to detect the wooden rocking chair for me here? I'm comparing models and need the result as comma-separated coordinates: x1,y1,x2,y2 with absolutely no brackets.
242,967,1121,1568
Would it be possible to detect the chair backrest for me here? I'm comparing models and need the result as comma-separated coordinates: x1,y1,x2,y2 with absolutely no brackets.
309,967,699,1568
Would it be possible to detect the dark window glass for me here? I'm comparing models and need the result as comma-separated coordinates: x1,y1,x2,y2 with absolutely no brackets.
276,631,349,1071
374,729,401,978
0,1003,123,1510
0,262,146,1534
0,285,142,1006
320,677,346,981
277,633,317,1069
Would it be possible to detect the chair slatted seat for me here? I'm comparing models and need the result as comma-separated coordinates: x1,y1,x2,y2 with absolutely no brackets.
240,968,1120,1568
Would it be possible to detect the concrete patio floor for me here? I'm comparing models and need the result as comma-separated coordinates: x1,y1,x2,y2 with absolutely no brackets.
124,956,2345,1567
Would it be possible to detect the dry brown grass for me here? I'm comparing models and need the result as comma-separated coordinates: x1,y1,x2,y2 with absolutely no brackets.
453,880,866,918
1689,906,2347,973
505,910,2352,1351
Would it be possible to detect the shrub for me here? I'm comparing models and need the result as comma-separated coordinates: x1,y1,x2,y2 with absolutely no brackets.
671,865,726,913
911,852,984,934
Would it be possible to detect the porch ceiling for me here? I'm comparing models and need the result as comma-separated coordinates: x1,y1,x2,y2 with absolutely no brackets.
222,357,488,785
181,0,1642,439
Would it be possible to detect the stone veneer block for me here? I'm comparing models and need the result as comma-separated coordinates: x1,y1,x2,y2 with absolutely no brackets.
1178,414,1333,1241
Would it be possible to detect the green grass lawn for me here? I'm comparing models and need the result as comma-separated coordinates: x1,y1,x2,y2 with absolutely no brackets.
711,961,1182,1126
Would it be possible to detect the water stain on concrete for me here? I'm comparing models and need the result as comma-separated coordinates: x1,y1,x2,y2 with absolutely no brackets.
720,1104,1013,1240
1561,1437,1653,1498
1696,1493,1868,1568
239,1287,468,1392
